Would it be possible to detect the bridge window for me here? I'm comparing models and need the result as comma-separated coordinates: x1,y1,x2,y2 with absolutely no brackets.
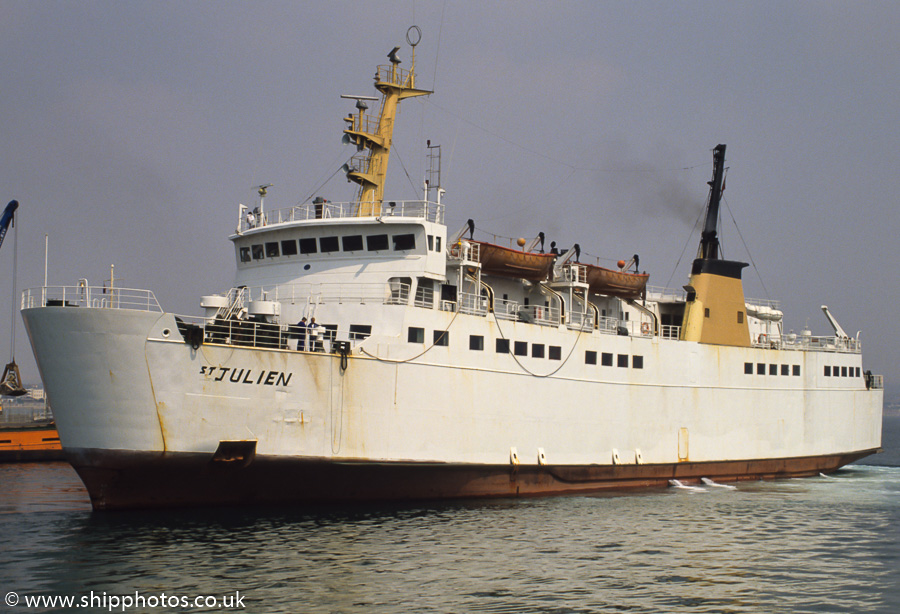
617,354,628,368
281,240,298,256
824,366,831,376
320,236,340,253
532,344,545,359
602,352,613,367
496,339,510,354
514,341,527,356
586,351,597,365
265,242,280,258
367,234,389,251
781,364,789,376
744,362,753,374
393,234,416,251
633,355,644,369
252,244,264,260
549,346,561,360
793,365,801,376
433,330,449,346
239,247,251,263
342,235,364,252
408,327,424,343
469,335,484,351
299,238,317,254
769,364,777,376
757,363,765,375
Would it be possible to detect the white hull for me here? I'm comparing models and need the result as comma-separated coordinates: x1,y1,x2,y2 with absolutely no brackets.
22,304,882,508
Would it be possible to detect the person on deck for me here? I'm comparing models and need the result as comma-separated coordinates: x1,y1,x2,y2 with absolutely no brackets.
293,317,308,351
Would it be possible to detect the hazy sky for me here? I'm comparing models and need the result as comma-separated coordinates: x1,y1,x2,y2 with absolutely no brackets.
1,1,898,388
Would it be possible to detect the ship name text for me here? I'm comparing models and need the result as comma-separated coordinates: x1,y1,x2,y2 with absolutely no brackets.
200,366,293,387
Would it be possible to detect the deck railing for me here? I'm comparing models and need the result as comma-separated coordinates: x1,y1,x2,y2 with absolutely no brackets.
240,199,444,232
22,285,162,312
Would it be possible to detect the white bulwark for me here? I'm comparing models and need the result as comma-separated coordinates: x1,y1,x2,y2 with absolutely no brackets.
21,33,882,509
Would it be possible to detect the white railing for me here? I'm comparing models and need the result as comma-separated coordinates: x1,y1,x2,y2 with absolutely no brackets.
597,315,620,334
459,292,489,316
448,240,480,263
661,324,681,339
413,284,434,309
22,286,162,312
494,298,520,321
755,333,861,354
567,310,595,331
240,199,444,232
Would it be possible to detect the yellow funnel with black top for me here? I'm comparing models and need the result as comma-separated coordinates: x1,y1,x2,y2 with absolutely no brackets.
680,145,751,347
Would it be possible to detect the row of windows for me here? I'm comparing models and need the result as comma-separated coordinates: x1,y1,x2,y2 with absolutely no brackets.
239,232,441,263
825,365,861,378
407,328,643,368
745,363,801,376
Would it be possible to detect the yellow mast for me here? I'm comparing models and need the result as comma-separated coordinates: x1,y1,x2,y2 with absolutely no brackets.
343,28,431,217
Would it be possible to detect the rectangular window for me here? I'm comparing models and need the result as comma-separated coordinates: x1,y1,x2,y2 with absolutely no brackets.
320,236,340,252
342,235,364,252
496,339,510,354
299,238,318,254
549,346,562,360
769,364,777,376
841,366,848,377
757,363,765,375
408,327,424,343
393,233,416,251
427,235,434,251
793,365,801,376
633,355,644,369
433,330,449,346
251,244,265,260
737,311,744,324
744,362,753,375
265,242,280,258
435,236,442,252
781,364,789,376
281,239,298,256
349,324,372,340
617,354,629,368
239,247,251,263
704,308,710,318
824,366,831,376
856,367,861,377
469,335,484,351
367,234,389,251
602,352,613,367
514,341,528,356
532,344,545,359
586,351,597,365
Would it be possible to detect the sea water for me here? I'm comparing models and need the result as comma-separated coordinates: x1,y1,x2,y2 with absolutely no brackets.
1,416,898,613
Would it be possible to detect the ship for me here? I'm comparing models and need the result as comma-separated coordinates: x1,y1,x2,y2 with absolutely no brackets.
20,30,883,509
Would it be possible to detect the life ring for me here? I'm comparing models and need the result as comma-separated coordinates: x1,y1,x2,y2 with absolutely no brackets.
759,334,767,344
641,322,650,335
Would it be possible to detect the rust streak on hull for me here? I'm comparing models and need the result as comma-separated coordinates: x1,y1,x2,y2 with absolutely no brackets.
67,447,880,510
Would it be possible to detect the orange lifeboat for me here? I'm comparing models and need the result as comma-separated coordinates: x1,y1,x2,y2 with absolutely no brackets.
473,241,556,281
584,263,649,299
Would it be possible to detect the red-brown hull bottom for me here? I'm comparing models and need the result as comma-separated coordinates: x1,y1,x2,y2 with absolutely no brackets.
67,448,881,511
